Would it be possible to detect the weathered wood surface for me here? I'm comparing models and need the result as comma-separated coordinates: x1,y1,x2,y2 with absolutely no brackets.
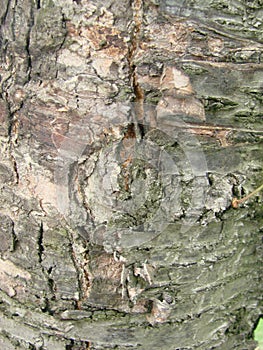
0,0,262,349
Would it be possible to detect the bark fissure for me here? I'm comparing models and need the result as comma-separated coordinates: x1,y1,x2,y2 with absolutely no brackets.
25,3,34,82
37,222,44,264
0,0,11,26
128,0,145,137
10,0,18,42
10,220,18,251
67,229,91,306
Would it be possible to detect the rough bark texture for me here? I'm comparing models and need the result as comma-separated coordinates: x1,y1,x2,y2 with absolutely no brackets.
0,0,263,349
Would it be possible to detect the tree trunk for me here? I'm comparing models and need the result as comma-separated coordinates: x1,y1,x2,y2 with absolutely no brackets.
0,0,262,349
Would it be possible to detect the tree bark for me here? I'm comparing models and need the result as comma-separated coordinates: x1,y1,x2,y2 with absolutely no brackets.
0,0,262,349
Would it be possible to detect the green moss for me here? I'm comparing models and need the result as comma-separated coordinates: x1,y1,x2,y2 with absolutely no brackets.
44,228,69,249
109,158,162,228
204,96,238,112
145,91,162,105
146,129,178,151
32,3,66,54
118,87,134,102
99,39,108,48
92,311,108,321
181,63,209,76
230,132,262,144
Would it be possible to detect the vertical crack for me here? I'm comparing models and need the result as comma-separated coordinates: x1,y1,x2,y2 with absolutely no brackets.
1,1,33,184
128,0,143,63
25,1,35,82
11,0,18,41
5,100,20,185
10,153,19,184
37,223,56,309
42,264,56,307
38,222,44,264
0,0,11,26
46,267,56,303
128,0,145,137
10,219,18,252
67,230,91,308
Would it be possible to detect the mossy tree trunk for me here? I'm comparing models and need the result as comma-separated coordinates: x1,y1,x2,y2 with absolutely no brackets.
0,0,262,349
